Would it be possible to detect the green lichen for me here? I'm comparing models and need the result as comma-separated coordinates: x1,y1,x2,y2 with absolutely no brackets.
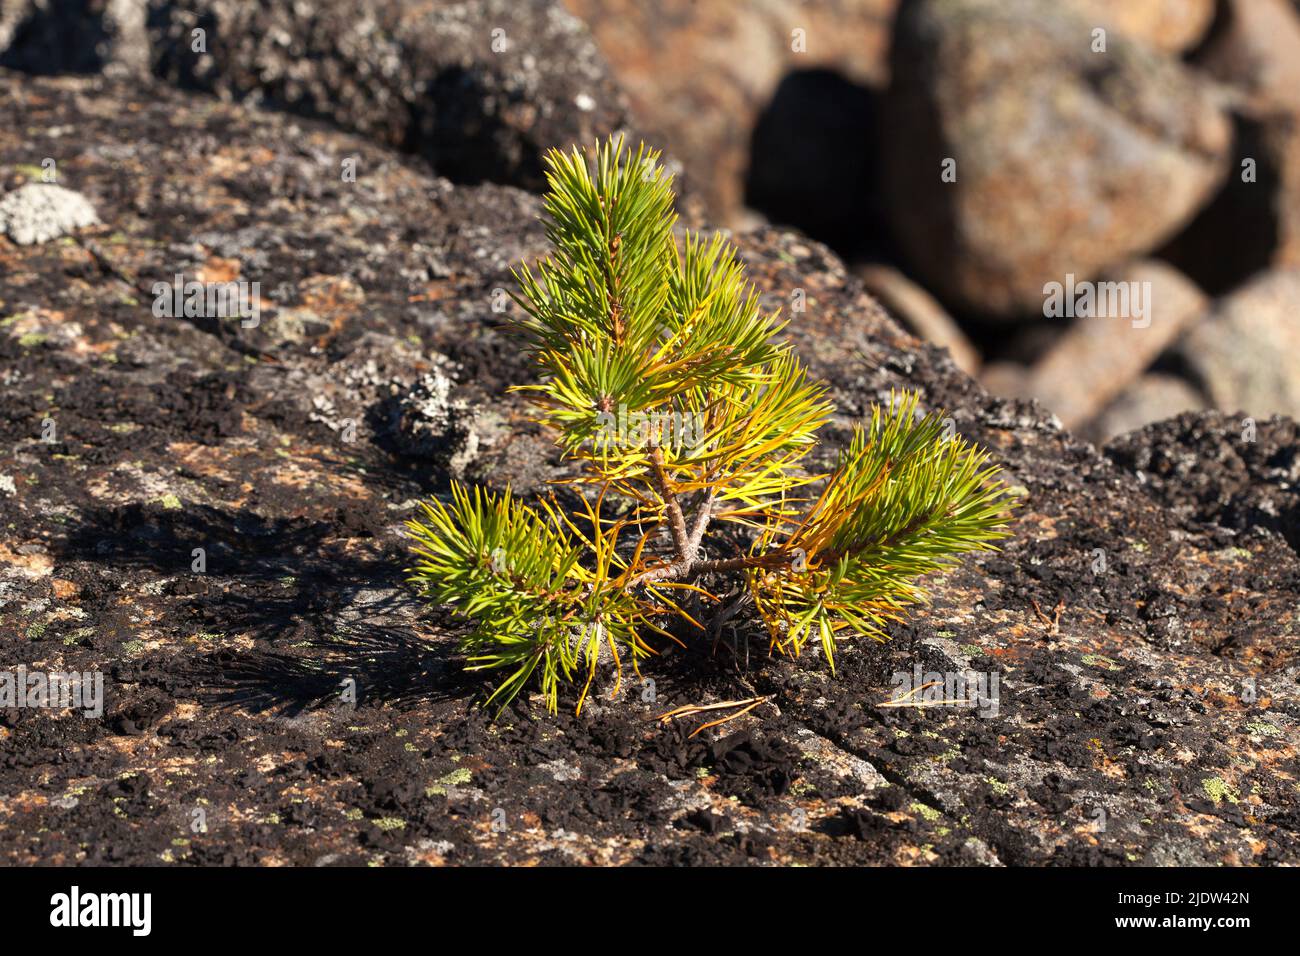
1081,653,1122,671
438,768,472,787
910,801,942,823
1246,719,1281,738
1202,777,1240,805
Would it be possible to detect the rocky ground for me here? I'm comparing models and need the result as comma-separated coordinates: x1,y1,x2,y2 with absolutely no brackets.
2,60,1299,866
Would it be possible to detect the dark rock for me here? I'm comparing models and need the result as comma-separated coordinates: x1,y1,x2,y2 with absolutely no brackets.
0,0,630,191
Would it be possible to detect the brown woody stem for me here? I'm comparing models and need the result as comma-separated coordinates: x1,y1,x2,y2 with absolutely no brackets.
630,455,784,589
650,448,691,562
628,549,792,589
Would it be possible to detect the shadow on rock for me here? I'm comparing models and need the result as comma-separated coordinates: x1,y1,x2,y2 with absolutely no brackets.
745,67,892,262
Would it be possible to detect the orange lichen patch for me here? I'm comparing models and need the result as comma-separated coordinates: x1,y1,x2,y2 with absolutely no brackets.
408,280,457,303
268,457,369,499
298,273,365,346
0,240,21,269
195,256,241,284
102,734,156,759
50,578,79,600
410,844,453,866
205,147,273,181
0,542,54,578
7,790,51,813
896,844,935,866
1014,511,1059,541
168,441,244,483
457,755,493,775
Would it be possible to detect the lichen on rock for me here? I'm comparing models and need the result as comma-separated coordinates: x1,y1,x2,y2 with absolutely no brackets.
0,182,98,245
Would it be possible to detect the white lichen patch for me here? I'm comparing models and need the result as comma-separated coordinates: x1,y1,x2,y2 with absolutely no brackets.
0,184,99,245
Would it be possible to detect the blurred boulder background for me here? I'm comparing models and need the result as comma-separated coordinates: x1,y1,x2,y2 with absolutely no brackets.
563,0,1300,443
2,0,1298,443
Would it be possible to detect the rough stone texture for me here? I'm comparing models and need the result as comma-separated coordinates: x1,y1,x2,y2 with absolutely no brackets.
563,0,899,227
855,262,979,374
1175,269,1300,421
386,365,481,479
1087,374,1207,446
1011,260,1207,429
1106,412,1300,557
0,182,97,244
883,0,1232,318
2,73,1299,866
1068,0,1216,54
1197,0,1300,114
0,0,630,191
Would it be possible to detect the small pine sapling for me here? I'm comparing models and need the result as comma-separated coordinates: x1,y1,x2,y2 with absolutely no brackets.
407,136,1015,714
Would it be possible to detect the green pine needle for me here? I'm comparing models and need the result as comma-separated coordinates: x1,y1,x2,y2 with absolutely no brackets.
407,136,1017,714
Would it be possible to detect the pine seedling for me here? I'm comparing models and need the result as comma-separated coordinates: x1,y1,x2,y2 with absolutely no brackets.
407,136,1015,714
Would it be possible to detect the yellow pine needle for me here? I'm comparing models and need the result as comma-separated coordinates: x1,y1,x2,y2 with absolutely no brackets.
652,696,774,737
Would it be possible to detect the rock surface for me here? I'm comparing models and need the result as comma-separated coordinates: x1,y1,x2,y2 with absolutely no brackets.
1175,269,1300,421
0,0,630,190
1069,0,1216,54
2,72,1299,867
883,0,1232,317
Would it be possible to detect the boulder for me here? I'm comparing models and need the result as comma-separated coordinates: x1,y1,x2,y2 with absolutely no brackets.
1088,374,1206,444
1158,107,1300,293
1012,260,1207,429
883,0,1232,317
566,0,899,226
1197,0,1300,114
1068,0,1216,54
1174,269,1300,421
0,0,630,190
